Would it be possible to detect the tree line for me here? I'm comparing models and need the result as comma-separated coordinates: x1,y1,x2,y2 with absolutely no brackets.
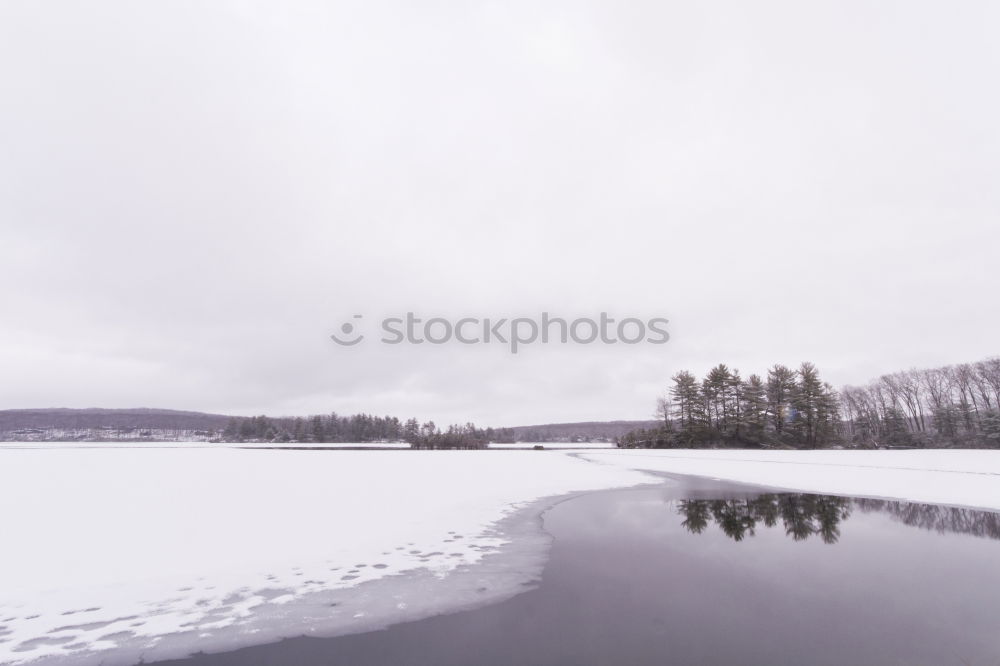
840,357,1000,448
404,421,500,449
220,412,515,448
618,356,1000,449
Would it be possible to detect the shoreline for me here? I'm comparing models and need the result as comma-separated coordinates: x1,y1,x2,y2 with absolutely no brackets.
149,481,1000,666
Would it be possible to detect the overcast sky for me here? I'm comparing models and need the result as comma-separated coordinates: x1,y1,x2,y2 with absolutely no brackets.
1,0,997,426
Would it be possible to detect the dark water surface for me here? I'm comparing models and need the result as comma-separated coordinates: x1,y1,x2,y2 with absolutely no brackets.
158,479,1000,665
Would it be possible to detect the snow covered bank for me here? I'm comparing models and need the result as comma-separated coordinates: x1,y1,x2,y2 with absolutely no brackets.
0,447,648,665
580,449,1000,512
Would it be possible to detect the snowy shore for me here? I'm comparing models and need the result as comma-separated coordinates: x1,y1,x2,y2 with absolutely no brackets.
1,445,998,665
579,449,1000,512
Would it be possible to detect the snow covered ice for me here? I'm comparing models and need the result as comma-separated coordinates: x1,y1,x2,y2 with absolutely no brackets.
580,448,1000,512
0,446,647,664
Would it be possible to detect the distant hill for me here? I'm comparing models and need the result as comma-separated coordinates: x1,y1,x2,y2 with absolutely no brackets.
0,408,232,432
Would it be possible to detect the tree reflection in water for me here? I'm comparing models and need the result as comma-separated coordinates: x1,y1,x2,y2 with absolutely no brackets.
854,498,1000,540
676,493,1000,544
678,495,851,543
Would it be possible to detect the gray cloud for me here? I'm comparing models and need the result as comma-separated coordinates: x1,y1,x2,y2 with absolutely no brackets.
1,0,997,425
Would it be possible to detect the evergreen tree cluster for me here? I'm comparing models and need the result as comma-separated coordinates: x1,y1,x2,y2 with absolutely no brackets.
222,413,403,443
405,421,499,449
620,362,840,449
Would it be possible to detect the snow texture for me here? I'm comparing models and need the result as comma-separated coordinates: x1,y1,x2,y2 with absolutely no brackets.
0,446,647,664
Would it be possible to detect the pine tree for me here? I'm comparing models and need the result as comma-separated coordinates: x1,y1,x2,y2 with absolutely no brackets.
704,364,735,433
671,371,707,445
740,374,767,442
766,365,796,436
791,362,824,448
403,418,420,444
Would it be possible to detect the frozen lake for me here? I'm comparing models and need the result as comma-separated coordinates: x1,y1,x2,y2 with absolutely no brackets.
1,445,999,665
156,479,1000,666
